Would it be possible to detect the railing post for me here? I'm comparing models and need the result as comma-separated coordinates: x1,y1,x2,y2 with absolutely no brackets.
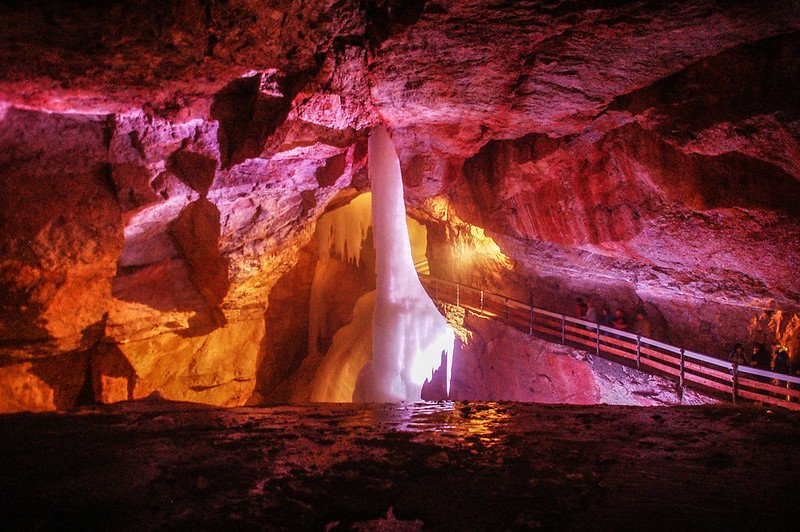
596,324,601,356
419,275,760,409
529,307,534,336
636,335,641,368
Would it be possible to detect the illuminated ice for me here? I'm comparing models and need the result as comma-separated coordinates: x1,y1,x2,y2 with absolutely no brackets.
353,126,455,402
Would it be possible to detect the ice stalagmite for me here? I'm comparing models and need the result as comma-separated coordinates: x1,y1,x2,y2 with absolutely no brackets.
353,126,455,402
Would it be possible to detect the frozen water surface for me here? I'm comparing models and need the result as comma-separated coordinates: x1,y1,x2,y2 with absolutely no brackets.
1,401,799,529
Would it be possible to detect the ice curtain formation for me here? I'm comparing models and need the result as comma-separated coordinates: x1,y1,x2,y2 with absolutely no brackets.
354,126,455,402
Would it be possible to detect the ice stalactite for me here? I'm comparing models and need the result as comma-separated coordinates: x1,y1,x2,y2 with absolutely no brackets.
315,192,372,265
306,193,374,402
353,126,455,402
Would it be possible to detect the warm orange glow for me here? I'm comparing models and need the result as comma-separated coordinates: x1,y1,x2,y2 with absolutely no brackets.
442,406,511,448
427,196,451,221
466,409,510,445
424,196,511,272
452,223,512,272
316,192,373,265
316,191,430,272
309,291,375,402
363,402,511,449
407,215,429,274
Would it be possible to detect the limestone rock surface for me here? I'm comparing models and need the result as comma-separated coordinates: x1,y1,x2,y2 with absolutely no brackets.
451,312,713,406
1,0,799,410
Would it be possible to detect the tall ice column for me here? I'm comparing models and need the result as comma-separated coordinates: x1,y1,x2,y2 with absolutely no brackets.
353,126,455,402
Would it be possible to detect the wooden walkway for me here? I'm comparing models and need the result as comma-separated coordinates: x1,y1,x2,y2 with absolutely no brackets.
420,275,800,410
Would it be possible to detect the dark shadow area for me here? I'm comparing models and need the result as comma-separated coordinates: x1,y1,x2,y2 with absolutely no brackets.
314,152,348,187
90,343,138,403
364,0,427,50
167,150,217,197
74,350,96,407
420,350,448,400
1,403,800,530
0,0,213,100
695,151,800,214
29,351,90,410
251,242,316,403
169,198,229,310
20,318,120,409
609,30,800,137
210,73,293,168
615,122,800,215
108,162,160,212
179,312,226,338
0,267,50,351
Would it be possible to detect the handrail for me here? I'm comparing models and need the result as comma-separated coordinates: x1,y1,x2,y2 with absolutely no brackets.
419,274,800,410
738,363,800,384
599,324,639,341
683,349,734,370
534,308,563,320
642,337,684,355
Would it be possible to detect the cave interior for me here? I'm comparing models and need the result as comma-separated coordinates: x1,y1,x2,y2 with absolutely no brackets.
1,1,800,529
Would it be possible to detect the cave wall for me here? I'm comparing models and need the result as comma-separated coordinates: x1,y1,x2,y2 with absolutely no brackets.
0,1,375,411
1,0,799,410
446,31,800,356
392,2,800,358
451,311,713,406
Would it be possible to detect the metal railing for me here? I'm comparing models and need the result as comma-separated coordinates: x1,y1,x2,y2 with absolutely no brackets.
420,275,800,410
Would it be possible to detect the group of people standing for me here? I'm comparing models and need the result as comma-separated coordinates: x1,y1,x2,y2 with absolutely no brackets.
574,297,652,337
573,297,796,377
728,342,793,374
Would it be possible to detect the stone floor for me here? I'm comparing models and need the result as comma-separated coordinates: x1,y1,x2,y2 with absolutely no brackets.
1,400,799,530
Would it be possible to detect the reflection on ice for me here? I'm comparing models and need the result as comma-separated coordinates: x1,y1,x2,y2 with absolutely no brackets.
360,401,511,449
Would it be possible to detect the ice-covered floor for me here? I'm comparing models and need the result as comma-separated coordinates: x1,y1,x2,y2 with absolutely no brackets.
1,400,799,530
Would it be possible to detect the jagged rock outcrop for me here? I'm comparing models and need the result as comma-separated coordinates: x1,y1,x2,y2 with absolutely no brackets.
0,0,799,410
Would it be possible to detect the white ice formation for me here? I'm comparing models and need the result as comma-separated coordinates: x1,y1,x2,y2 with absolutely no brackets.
314,192,372,266
353,126,455,402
